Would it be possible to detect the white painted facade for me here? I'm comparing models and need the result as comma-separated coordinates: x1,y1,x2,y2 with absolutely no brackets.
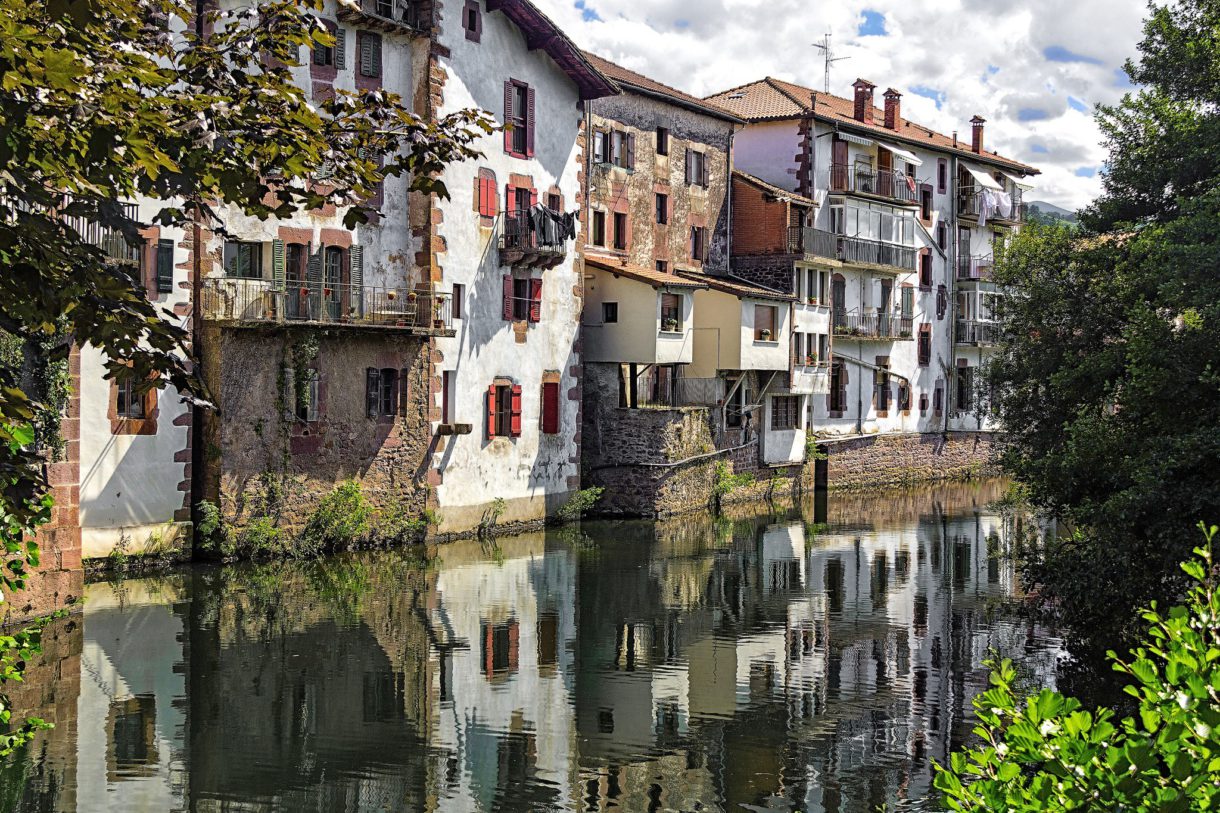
582,269,698,366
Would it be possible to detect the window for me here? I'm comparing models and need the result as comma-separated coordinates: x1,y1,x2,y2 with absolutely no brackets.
655,260,668,273
920,185,933,221
452,283,464,319
602,302,618,323
547,192,561,212
690,226,706,261
686,149,707,187
296,370,320,423
829,361,847,413
660,293,681,332
313,29,336,67
155,239,174,294
957,366,975,412
937,158,948,194
920,393,929,414
898,382,911,413
771,396,800,430
504,80,534,157
918,324,932,366
463,0,481,41
476,169,498,218
593,130,612,164
366,368,398,418
115,378,146,419
726,379,748,428
442,370,454,424
223,241,262,278
541,381,560,434
934,381,944,415
612,212,628,250
512,277,530,320
754,304,777,341
655,193,669,225
592,211,606,246
918,252,932,288
901,286,914,319
358,31,381,78
487,383,522,438
937,221,948,251
481,620,520,675
656,127,669,156
875,365,891,414
816,333,829,365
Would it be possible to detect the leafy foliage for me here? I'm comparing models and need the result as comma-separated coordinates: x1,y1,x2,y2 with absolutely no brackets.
299,480,373,557
555,487,605,522
712,461,754,511
935,526,1220,811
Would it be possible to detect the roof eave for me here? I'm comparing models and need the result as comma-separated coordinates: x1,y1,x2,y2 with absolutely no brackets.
618,83,746,124
487,0,619,100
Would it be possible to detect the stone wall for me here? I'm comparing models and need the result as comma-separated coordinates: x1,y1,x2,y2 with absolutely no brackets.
821,431,999,490
200,325,435,537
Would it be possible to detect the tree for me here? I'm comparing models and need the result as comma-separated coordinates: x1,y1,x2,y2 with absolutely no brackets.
986,0,1220,663
934,527,1220,812
0,0,493,754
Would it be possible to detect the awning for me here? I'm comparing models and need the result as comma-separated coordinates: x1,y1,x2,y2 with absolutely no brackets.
1000,170,1036,191
877,140,923,167
964,164,1003,191
837,131,874,147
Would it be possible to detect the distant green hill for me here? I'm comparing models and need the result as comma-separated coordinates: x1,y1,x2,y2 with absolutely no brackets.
1025,200,1079,226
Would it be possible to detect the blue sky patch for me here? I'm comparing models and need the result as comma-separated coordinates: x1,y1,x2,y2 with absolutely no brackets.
858,10,886,36
574,0,601,22
910,85,945,110
1018,108,1050,122
1067,96,1089,113
1114,67,1136,89
1043,45,1104,65
1075,166,1097,178
1030,144,1049,154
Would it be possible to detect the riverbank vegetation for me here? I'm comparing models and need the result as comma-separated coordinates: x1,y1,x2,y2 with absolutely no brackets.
935,526,1220,811
986,0,1220,661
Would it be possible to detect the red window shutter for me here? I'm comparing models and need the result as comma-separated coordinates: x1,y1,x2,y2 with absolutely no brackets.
530,189,538,208
510,385,523,437
626,133,636,170
487,385,498,437
505,184,516,215
502,275,514,320
542,382,559,434
526,86,536,157
528,278,543,322
503,81,514,153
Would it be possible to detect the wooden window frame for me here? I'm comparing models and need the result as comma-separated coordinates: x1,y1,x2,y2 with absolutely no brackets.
223,240,263,279
612,211,628,251
592,210,606,247
463,0,482,41
770,395,800,431
602,302,618,324
504,79,534,158
754,304,778,342
487,382,522,439
656,127,669,156
660,293,682,333
541,381,561,434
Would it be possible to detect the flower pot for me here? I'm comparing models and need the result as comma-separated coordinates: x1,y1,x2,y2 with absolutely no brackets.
386,291,397,301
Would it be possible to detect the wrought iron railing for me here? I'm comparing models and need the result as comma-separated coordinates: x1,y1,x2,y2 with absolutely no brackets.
958,184,1023,222
337,0,426,31
955,320,1000,346
832,309,914,340
829,163,919,204
957,254,994,281
501,208,570,254
2,196,140,263
201,278,453,330
799,227,916,272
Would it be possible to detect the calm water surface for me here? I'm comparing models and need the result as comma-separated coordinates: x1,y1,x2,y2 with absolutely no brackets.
4,480,1062,812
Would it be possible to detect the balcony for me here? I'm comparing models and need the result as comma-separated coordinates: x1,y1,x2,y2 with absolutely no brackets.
336,0,428,34
956,320,1000,347
201,278,454,336
829,163,919,205
957,254,994,282
3,196,141,264
832,309,914,341
795,228,916,273
958,185,1024,225
499,207,570,270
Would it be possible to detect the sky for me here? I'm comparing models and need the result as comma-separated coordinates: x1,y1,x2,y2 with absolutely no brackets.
542,0,1151,211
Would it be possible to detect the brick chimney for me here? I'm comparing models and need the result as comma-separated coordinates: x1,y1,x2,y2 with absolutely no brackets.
883,88,902,130
971,115,986,153
853,79,876,123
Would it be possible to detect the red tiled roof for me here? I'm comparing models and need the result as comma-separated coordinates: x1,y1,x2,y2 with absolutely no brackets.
586,254,709,288
582,53,745,124
678,271,795,302
706,77,1039,175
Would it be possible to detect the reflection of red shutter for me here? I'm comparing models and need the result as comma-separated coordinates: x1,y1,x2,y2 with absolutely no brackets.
503,81,514,153
510,385,523,436
483,624,495,675
528,278,543,323
487,385,498,438
507,620,520,671
541,382,559,434
502,275,514,320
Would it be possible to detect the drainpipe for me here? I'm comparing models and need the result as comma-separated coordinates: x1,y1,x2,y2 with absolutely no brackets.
725,125,735,271
946,155,958,436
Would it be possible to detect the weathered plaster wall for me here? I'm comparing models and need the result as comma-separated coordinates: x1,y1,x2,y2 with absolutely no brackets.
582,270,696,365
732,120,802,192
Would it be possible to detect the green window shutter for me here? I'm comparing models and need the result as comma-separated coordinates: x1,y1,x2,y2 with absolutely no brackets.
156,239,174,294
335,28,346,70
272,239,286,291
901,286,914,318
348,245,364,316
306,246,323,285
370,34,382,77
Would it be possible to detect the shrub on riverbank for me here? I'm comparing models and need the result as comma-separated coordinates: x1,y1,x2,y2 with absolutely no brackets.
934,525,1220,811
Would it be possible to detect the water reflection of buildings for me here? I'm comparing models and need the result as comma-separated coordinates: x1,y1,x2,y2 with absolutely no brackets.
7,480,1060,813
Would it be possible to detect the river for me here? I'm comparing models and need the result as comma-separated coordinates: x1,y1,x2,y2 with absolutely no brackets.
2,479,1062,812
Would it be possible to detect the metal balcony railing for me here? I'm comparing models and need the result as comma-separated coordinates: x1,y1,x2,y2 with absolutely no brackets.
958,184,1024,222
832,309,915,340
2,196,141,263
798,228,916,272
337,0,427,33
201,278,453,331
957,254,995,281
955,320,1000,346
500,207,571,269
829,163,919,204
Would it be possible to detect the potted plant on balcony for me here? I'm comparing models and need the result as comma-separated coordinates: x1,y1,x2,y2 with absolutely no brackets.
807,296,818,305
806,354,817,366
662,317,679,333
759,328,772,340
386,290,397,301
433,295,447,329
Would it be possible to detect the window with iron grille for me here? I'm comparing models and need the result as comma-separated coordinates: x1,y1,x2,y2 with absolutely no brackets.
366,368,398,418
770,396,800,430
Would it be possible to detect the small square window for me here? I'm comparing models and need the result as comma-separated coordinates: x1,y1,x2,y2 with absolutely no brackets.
656,127,669,156
612,212,628,250
592,211,606,247
655,260,668,273
602,302,618,324
463,1,481,41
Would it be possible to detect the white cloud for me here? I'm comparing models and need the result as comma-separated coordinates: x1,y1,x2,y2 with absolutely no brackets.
535,0,1148,210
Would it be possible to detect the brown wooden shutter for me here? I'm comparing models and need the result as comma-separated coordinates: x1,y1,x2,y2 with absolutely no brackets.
487,385,498,437
701,154,710,187
831,139,848,190
502,275,514,320
541,382,559,434
335,28,346,70
528,278,543,323
685,148,693,186
626,133,636,170
526,86,536,157
503,81,514,153
510,385,523,436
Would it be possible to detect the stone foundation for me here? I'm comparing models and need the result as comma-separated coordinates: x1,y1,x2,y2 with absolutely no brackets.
820,431,999,490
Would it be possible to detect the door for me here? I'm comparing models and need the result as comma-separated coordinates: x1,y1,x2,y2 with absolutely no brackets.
876,147,893,198
879,278,893,334
831,139,849,191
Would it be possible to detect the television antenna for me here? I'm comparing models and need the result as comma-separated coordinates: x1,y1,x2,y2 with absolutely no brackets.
813,33,850,94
